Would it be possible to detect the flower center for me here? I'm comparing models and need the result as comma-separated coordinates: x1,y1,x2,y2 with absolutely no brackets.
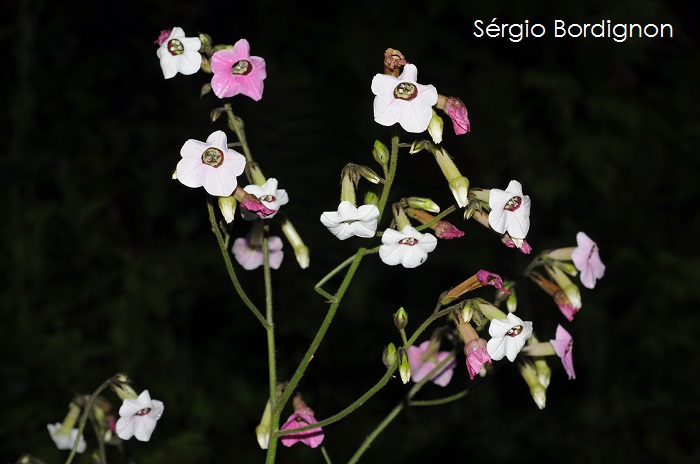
201,148,224,167
258,195,275,202
135,407,152,416
167,39,185,56
506,325,523,337
504,196,522,211
231,60,252,75
393,82,417,101
399,237,418,246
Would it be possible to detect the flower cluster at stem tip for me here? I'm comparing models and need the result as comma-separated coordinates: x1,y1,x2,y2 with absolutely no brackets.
146,26,609,454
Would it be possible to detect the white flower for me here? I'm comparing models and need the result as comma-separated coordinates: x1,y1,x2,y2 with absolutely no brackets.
371,64,439,133
242,178,289,220
175,130,246,197
320,201,380,240
47,423,87,453
486,313,533,362
156,27,202,79
488,180,531,239
116,390,164,442
379,225,438,268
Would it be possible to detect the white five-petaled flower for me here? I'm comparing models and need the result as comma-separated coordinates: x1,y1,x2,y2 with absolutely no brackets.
156,27,202,79
379,225,438,269
486,313,533,362
571,231,605,289
116,390,164,442
488,180,531,239
175,130,246,197
241,178,289,220
371,64,439,133
46,423,87,453
320,201,380,240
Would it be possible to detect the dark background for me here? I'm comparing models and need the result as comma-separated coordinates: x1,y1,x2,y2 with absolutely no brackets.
3,0,699,463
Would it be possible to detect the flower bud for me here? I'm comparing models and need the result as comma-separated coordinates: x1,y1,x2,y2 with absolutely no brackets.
409,139,430,154
218,196,237,224
200,82,212,98
518,361,547,410
255,400,273,449
398,347,411,384
546,265,582,309
210,107,223,123
281,219,309,269
393,307,408,330
427,109,444,144
364,191,379,206
372,140,389,167
472,298,508,321
405,196,440,213
382,342,397,368
462,198,479,221
357,165,383,184
535,358,551,389
110,375,138,401
506,286,518,313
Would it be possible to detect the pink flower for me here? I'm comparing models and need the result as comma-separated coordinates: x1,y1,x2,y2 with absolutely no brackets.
501,234,532,254
154,29,171,46
550,325,575,380
175,130,246,197
232,235,283,270
280,395,324,448
476,269,510,294
434,221,465,239
464,338,491,379
240,194,277,218
210,39,266,101
406,340,456,387
571,232,605,289
444,97,471,135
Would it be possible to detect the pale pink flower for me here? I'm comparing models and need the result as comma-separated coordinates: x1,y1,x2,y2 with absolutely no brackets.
571,232,605,289
232,235,283,270
115,390,164,442
175,130,246,197
210,39,266,101
406,340,456,387
464,338,491,379
371,64,439,133
550,325,575,380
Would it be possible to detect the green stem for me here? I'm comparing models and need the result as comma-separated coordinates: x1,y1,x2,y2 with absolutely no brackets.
64,377,115,464
207,200,267,328
408,388,470,406
276,363,398,435
347,352,455,464
224,104,254,164
263,224,277,403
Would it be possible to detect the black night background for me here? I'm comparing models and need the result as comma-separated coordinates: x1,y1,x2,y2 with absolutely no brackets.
2,0,699,463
